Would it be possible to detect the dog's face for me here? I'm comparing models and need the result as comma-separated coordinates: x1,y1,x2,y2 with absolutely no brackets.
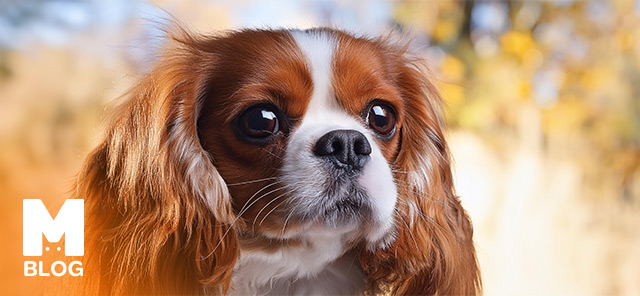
197,29,402,246
78,27,480,295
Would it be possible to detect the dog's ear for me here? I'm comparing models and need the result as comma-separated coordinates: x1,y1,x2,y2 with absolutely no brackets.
361,42,481,295
74,28,238,294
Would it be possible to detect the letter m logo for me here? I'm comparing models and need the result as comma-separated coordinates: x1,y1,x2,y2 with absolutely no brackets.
23,199,84,256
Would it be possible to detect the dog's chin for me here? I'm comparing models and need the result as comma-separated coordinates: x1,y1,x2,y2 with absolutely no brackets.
274,179,396,248
301,185,371,227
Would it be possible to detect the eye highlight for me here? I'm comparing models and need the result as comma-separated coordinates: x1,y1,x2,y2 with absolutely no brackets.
365,101,397,139
235,104,285,143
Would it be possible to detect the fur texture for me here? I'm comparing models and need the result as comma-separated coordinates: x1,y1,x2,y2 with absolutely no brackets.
71,27,481,295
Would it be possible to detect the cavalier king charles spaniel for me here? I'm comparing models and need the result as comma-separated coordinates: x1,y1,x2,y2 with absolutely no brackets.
73,27,480,295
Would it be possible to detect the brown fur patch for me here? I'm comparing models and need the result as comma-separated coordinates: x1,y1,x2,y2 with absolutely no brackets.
331,30,404,160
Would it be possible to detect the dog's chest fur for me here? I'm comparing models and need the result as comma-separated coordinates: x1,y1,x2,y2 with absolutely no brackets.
229,235,365,295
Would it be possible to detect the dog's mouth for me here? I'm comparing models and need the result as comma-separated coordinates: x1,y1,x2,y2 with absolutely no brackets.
289,179,374,227
242,166,398,248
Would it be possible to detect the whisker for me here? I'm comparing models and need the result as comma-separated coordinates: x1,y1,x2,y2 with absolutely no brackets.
269,145,287,152
252,186,293,232
227,177,278,186
213,180,283,227
259,197,290,226
395,198,462,244
281,210,295,238
394,182,440,197
394,182,451,209
395,198,437,239
201,182,286,260
262,147,283,160
394,208,420,251
200,224,233,260
237,185,287,222
422,214,462,244
237,181,283,215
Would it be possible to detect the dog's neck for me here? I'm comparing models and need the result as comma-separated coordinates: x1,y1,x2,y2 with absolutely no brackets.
229,231,366,295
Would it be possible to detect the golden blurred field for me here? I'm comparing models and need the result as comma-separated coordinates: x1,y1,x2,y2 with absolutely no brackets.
1,1,639,295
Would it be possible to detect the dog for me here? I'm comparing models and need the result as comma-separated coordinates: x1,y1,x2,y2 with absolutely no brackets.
72,27,480,295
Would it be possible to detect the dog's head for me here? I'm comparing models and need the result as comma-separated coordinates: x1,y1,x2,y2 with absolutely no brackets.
198,29,402,246
78,27,480,295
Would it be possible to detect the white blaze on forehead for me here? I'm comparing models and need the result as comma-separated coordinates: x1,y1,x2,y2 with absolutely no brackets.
289,30,341,121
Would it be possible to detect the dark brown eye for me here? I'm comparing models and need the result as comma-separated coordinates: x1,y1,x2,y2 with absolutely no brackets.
366,102,396,138
237,105,280,140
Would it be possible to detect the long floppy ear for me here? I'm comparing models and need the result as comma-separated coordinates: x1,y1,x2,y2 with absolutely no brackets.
73,28,238,295
361,44,481,295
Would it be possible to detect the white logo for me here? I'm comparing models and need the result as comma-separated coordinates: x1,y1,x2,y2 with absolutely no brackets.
23,199,84,256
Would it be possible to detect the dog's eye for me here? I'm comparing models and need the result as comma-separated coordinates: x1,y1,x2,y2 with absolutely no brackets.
237,104,281,139
366,102,396,138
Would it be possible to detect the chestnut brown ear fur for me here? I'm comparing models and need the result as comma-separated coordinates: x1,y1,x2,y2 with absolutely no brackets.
360,41,481,295
73,29,238,295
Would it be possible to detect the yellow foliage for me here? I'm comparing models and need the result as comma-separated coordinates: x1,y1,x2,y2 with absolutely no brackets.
518,81,532,99
580,66,614,91
457,98,494,129
543,97,591,133
432,20,458,42
522,48,543,70
500,31,536,58
392,1,435,34
616,31,637,51
439,82,465,108
441,55,465,82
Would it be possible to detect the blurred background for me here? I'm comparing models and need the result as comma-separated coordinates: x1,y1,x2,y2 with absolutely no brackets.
1,0,639,295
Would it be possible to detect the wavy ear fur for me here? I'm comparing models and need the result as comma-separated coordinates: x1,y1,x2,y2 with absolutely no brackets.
73,29,238,295
361,42,481,295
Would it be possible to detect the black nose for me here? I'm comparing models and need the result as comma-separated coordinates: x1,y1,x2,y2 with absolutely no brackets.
314,129,372,170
